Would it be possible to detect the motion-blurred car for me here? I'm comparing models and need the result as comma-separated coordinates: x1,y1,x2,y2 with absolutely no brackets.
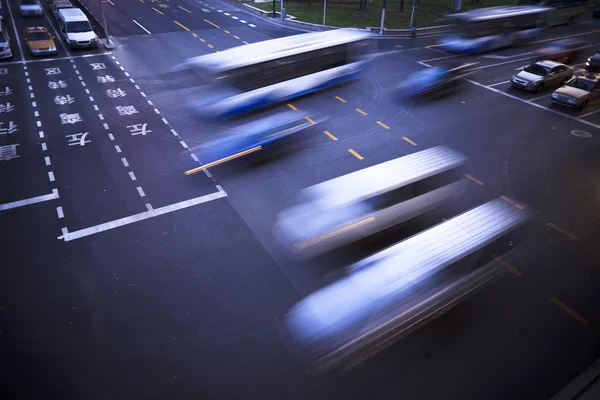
535,39,589,64
24,27,57,56
182,111,325,174
510,60,573,92
19,0,43,17
395,62,479,100
551,73,600,110
585,50,600,71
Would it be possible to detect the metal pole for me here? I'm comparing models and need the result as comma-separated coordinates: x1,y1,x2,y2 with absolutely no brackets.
273,0,276,17
409,0,417,28
323,0,326,26
281,0,284,21
98,0,114,49
379,0,386,34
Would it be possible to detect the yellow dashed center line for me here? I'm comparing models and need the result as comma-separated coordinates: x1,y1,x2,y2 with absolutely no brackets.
492,254,522,277
549,297,589,326
305,116,315,125
243,41,249,45
465,174,484,186
233,35,240,39
204,19,220,28
547,223,578,240
224,30,230,34
500,196,525,210
208,44,214,49
178,5,192,13
174,21,190,31
335,96,346,103
402,136,417,146
376,121,390,130
324,130,338,140
420,54,458,63
287,103,297,111
355,108,367,116
199,38,205,42
191,32,197,37
348,149,364,160
185,146,262,175
152,7,164,15
217,75,228,79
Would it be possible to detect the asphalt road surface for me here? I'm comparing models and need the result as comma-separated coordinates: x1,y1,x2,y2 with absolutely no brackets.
2,0,600,399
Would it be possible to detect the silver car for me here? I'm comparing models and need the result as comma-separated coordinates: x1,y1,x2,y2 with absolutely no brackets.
19,0,43,17
511,60,573,93
0,22,12,59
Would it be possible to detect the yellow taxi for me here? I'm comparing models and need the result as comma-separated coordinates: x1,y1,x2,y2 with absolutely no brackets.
24,26,57,56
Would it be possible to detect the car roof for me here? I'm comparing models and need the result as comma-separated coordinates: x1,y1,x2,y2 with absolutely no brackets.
26,26,49,33
58,7,86,19
536,60,563,68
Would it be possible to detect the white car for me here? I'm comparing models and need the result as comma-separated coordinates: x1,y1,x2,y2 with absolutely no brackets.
19,0,43,17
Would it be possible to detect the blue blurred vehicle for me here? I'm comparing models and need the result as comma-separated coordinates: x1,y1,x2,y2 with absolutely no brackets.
183,111,325,175
396,62,479,101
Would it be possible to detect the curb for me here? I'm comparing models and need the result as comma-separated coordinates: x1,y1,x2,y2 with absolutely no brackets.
223,0,450,37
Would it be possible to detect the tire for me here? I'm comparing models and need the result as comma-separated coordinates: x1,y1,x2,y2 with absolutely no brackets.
580,100,588,110
536,83,545,93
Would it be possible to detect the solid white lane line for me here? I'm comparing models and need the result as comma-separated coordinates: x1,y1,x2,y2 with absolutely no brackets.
61,191,228,241
488,80,510,87
0,189,59,211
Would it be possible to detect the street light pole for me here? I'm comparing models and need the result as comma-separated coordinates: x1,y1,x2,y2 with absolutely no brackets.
323,0,327,26
379,0,386,34
409,0,417,28
98,0,114,49
273,0,276,17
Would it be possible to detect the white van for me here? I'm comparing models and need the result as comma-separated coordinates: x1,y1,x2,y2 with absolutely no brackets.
56,8,98,49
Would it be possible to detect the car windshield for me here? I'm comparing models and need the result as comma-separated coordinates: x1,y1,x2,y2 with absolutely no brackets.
21,0,38,5
524,64,549,76
566,79,594,92
29,32,51,41
66,21,92,33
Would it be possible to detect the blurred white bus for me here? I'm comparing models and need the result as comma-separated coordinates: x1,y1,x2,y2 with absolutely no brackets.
273,146,468,259
173,29,373,119
281,197,533,371
438,6,551,54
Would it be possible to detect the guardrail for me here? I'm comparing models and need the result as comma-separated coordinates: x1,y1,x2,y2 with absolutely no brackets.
240,2,450,36
69,0,107,39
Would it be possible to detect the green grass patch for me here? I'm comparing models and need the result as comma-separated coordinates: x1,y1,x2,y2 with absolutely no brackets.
251,0,515,29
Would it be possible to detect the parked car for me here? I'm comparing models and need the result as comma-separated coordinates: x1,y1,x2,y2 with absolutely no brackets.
585,50,600,71
511,60,573,92
552,73,600,110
